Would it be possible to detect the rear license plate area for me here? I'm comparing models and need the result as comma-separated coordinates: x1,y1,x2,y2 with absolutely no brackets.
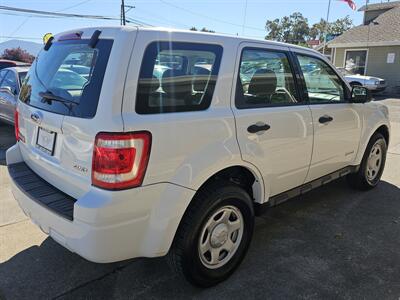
36,127,56,155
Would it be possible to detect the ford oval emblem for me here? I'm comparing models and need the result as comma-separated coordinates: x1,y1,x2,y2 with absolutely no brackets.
31,113,42,124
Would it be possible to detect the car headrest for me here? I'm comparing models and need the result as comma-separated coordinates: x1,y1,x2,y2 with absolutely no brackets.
161,69,191,96
248,68,277,97
192,66,211,92
138,75,160,95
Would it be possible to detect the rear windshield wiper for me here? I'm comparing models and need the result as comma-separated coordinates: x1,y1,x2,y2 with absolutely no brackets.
39,91,78,111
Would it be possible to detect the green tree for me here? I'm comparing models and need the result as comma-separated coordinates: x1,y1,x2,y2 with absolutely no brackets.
265,18,282,41
265,12,310,45
190,27,215,33
309,18,328,41
330,16,353,35
308,16,353,42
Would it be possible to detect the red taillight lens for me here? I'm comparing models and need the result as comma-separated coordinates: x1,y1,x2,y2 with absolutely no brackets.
14,110,19,141
92,131,151,190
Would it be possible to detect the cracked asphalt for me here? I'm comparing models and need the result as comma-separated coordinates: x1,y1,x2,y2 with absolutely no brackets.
1,98,399,300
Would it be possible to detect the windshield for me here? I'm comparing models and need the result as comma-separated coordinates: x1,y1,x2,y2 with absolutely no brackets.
19,39,113,118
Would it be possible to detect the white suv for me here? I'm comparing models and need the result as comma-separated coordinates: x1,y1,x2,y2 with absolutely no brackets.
6,27,390,287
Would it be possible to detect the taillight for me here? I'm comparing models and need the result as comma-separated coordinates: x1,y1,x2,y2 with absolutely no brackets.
14,110,19,141
92,131,152,190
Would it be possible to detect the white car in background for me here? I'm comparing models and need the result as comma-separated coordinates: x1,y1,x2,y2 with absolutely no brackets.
337,67,387,92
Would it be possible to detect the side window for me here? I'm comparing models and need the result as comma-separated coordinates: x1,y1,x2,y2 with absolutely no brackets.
297,54,346,103
236,48,299,109
1,71,18,94
0,70,7,86
136,42,223,114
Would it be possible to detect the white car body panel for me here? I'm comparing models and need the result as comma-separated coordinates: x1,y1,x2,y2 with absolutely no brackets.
17,27,137,199
232,41,314,198
305,103,362,182
6,27,390,263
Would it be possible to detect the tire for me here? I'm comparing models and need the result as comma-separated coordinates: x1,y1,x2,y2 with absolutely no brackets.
168,180,254,287
347,132,387,190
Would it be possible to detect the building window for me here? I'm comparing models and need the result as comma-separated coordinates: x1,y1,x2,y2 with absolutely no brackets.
344,50,367,75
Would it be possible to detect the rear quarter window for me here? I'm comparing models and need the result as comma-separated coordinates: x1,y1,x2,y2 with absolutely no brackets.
136,42,223,114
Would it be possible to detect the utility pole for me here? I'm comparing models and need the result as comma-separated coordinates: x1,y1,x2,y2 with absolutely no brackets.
121,0,126,26
322,0,332,55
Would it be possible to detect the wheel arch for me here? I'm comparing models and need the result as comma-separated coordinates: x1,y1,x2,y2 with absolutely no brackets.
355,122,390,165
193,164,265,204
375,124,390,145
163,164,263,256
350,81,362,86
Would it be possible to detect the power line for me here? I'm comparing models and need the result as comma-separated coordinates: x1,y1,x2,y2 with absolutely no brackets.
0,11,66,19
8,17,31,37
126,17,153,27
5,0,95,44
0,35,42,40
0,5,119,20
134,7,190,28
158,0,265,32
57,0,93,12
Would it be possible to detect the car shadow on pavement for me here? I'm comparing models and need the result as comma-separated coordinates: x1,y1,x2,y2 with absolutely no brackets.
0,123,15,165
1,179,400,300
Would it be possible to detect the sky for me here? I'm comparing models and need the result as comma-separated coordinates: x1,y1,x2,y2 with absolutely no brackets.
0,0,379,43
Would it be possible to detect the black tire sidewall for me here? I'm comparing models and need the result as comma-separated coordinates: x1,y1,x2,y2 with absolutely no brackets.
180,185,254,287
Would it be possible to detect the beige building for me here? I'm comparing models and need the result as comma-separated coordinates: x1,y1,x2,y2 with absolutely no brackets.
328,1,400,95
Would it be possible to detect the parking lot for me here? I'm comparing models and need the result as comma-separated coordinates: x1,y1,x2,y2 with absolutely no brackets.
0,98,399,300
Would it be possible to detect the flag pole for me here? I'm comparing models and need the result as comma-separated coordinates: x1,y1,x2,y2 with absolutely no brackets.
322,0,332,55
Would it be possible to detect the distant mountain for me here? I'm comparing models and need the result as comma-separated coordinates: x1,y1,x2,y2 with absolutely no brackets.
0,39,42,56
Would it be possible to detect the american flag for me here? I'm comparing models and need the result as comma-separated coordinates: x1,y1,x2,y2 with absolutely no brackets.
338,0,357,10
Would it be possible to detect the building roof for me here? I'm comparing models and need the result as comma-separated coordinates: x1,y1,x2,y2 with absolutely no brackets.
329,5,400,47
359,1,400,12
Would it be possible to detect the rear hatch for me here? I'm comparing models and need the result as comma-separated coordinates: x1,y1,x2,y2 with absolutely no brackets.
16,27,137,199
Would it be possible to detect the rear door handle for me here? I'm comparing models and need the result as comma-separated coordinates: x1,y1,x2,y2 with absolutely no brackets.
247,123,271,134
319,115,333,124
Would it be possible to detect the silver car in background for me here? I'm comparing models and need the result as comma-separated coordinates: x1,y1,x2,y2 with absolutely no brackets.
0,66,29,124
337,67,387,92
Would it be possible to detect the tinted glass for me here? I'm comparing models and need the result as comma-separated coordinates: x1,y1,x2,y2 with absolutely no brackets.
0,62,15,70
297,54,346,103
19,39,113,118
1,71,18,94
136,42,223,114
18,72,27,84
236,49,299,108
0,70,8,85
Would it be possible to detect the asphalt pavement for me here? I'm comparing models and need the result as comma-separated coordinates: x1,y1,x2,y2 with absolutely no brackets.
0,98,399,300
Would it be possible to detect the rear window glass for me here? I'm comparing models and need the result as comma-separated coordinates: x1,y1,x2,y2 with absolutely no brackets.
136,42,223,114
0,62,15,70
19,39,113,118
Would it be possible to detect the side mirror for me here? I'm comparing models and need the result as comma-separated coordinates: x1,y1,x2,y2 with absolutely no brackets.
351,86,372,103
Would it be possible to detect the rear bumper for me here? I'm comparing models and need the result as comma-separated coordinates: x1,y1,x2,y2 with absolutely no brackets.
6,143,195,263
